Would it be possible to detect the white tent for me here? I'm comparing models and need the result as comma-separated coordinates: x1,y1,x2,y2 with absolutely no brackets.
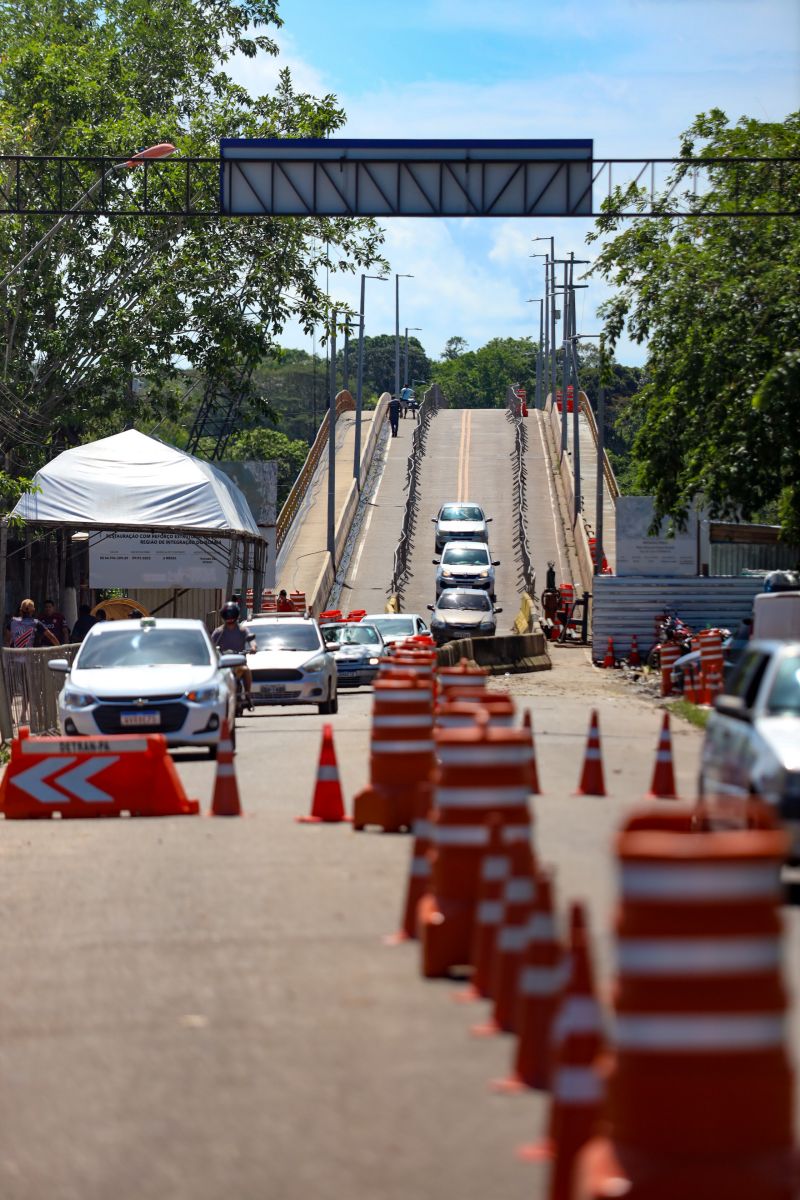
11,429,260,537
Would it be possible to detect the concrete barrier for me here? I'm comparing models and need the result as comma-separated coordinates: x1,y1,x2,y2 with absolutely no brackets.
435,630,550,675
513,592,536,635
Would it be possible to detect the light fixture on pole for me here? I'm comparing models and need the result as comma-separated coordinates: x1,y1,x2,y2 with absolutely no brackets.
404,327,422,389
0,143,177,291
526,299,544,410
355,273,389,489
394,273,413,399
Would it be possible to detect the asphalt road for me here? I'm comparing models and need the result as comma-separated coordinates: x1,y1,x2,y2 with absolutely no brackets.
1,408,797,1199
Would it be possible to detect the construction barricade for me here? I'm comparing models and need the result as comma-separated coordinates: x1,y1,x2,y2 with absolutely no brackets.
0,726,198,818
575,811,796,1200
352,676,435,833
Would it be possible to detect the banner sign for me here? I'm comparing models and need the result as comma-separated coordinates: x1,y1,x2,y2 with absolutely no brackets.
616,497,700,577
90,532,230,588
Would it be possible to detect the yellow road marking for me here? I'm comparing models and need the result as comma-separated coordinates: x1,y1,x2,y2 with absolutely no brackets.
456,409,467,501
462,410,472,500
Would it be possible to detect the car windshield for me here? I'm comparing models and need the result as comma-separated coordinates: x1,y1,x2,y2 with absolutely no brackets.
251,624,322,652
441,505,483,522
370,617,415,637
765,653,800,715
76,628,213,669
437,592,492,612
442,545,489,565
324,625,382,647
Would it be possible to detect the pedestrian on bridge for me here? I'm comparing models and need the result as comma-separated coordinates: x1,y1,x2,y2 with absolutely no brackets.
389,395,401,437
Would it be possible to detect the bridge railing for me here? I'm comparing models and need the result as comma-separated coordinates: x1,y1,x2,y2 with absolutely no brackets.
506,388,537,606
276,390,356,551
390,384,445,605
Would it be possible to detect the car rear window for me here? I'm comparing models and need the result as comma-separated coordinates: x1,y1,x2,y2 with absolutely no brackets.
441,505,483,521
442,545,489,565
76,628,213,668
324,625,382,647
251,623,322,652
370,617,415,637
765,653,800,715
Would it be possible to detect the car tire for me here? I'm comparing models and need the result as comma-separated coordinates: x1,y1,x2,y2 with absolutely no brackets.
318,684,338,715
208,744,218,760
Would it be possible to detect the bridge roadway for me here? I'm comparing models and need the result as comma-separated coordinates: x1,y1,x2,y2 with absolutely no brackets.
0,408,797,1199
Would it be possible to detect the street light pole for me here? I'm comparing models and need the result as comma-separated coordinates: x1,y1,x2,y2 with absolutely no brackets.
526,299,544,410
355,273,388,489
404,326,422,389
327,310,337,557
569,330,604,572
395,273,413,398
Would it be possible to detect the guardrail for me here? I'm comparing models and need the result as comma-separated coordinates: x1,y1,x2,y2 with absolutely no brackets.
579,391,620,501
390,384,445,605
1,644,80,739
276,391,356,550
506,389,537,603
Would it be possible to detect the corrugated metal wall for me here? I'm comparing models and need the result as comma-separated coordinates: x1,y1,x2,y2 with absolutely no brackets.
124,588,223,631
710,543,800,575
591,576,764,659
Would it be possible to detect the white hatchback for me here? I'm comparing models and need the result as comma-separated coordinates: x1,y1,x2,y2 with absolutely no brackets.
361,613,430,647
50,617,241,757
248,615,337,713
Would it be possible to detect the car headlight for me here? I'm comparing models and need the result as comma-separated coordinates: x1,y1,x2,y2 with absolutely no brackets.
479,618,495,629
478,570,489,578
185,685,220,703
368,657,380,665
303,654,328,673
62,687,96,709
430,616,444,628
442,568,453,578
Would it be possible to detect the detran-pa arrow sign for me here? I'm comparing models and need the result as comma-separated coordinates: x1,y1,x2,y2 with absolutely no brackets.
12,757,118,805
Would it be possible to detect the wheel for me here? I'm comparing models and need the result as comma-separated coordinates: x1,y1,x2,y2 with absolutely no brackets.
646,647,661,671
208,744,218,759
318,684,338,715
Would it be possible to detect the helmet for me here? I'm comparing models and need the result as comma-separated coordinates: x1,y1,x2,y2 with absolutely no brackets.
763,570,800,593
221,601,240,621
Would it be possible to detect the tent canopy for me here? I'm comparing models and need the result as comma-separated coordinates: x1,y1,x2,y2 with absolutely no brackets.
11,430,261,539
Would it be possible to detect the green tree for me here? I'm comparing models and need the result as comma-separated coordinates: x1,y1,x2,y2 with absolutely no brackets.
590,109,800,537
431,337,536,407
340,334,431,397
0,0,384,482
226,427,308,508
442,336,468,360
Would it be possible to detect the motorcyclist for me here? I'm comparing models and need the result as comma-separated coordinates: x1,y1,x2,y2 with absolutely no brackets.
211,600,256,711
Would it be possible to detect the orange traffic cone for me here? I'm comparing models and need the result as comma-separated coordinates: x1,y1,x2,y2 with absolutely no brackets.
210,719,241,816
575,711,606,797
646,712,679,800
297,724,349,823
628,635,641,667
522,709,541,795
602,638,615,669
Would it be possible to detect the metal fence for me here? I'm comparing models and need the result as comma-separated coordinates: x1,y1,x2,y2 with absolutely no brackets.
506,392,537,603
390,385,444,605
276,391,356,550
1,644,79,740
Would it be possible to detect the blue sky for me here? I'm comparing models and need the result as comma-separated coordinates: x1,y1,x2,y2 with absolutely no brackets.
232,0,800,367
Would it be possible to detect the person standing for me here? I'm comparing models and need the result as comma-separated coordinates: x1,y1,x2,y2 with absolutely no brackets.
7,599,59,648
388,394,401,437
70,604,97,644
39,598,69,645
277,589,294,612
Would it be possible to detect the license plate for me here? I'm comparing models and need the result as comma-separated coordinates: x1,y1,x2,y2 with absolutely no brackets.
258,684,287,696
120,711,161,727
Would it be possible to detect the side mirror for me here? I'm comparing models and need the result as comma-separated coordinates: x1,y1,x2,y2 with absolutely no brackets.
427,604,434,612
486,516,493,522
431,517,437,522
432,559,440,565
713,695,751,722
219,653,246,669
47,659,70,674
494,607,503,614
492,560,501,567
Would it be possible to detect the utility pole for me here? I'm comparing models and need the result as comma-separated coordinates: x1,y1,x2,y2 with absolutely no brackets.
394,273,413,399
327,310,337,557
354,273,387,489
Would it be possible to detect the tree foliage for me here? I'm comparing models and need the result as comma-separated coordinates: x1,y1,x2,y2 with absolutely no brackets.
0,0,385,483
590,109,800,537
225,426,308,508
431,337,535,408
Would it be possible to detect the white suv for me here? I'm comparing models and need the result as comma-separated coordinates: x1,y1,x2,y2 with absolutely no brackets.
248,615,337,714
434,541,499,599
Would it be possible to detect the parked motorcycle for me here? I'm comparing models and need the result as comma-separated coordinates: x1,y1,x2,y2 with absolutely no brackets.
646,609,693,670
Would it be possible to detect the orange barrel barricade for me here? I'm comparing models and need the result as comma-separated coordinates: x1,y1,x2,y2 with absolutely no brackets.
697,628,724,704
260,590,278,612
438,658,488,698
476,837,537,1034
290,591,307,613
352,676,435,833
435,691,516,730
417,715,533,978
575,812,795,1200
0,727,199,818
464,813,511,998
658,641,681,697
378,648,437,685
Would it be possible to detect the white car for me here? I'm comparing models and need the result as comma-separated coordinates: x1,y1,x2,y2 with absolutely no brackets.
434,541,499,599
427,589,502,646
700,639,800,861
322,622,385,687
50,617,241,757
432,502,491,553
248,615,337,713
361,613,430,647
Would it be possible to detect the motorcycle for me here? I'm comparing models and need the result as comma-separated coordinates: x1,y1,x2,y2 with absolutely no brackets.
646,609,693,670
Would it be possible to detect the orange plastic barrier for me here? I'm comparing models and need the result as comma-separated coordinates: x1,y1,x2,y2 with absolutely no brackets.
352,676,435,833
575,813,795,1200
435,692,516,730
438,659,488,696
0,727,198,818
659,641,681,697
575,710,606,797
646,712,679,801
297,725,348,823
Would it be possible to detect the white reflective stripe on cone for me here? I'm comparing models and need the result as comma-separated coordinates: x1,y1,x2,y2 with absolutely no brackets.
438,746,532,766
317,766,340,781
614,1013,786,1051
215,763,236,777
618,936,782,975
621,862,780,900
503,824,531,843
527,912,556,941
519,964,563,995
432,825,489,846
412,857,432,876
553,995,604,1043
497,924,530,952
412,819,434,838
482,855,509,881
376,689,432,702
437,787,530,808
504,877,535,903
553,1065,604,1105
478,900,503,923
372,740,435,754
372,714,433,728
